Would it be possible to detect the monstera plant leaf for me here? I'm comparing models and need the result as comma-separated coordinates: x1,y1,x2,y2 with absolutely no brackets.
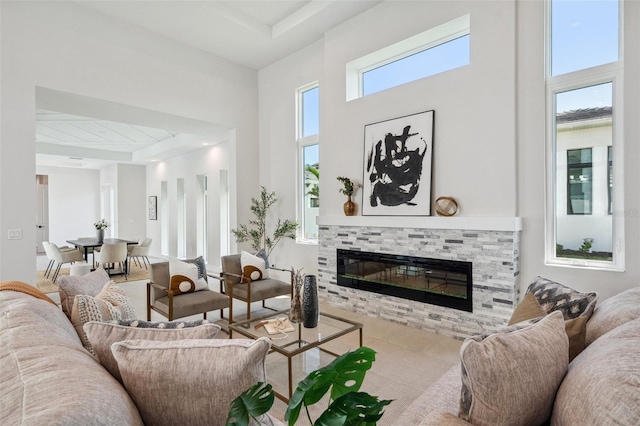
226,382,274,426
316,392,393,426
285,347,377,425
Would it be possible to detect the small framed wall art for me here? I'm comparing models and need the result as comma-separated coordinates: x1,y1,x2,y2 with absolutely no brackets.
148,196,157,220
363,110,434,216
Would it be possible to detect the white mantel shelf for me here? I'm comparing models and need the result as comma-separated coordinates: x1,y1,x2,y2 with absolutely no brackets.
318,216,523,232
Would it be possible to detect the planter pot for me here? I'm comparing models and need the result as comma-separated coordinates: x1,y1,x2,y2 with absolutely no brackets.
96,229,104,243
343,196,357,216
302,275,318,328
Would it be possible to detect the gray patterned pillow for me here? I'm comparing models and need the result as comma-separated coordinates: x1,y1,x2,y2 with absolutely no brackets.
459,312,569,426
71,282,137,355
84,320,221,383
526,276,597,320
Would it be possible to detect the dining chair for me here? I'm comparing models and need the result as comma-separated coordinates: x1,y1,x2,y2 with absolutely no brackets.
45,242,85,282
128,237,152,269
94,242,128,279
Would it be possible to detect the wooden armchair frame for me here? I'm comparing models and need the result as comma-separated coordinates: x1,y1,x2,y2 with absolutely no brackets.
220,263,293,325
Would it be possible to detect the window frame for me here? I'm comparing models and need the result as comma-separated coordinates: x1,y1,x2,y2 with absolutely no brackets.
296,82,319,244
346,14,470,101
544,0,625,271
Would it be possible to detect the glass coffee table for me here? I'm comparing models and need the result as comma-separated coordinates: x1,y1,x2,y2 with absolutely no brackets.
228,309,363,402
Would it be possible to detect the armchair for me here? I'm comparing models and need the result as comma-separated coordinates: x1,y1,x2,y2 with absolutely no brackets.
220,254,293,324
147,259,229,321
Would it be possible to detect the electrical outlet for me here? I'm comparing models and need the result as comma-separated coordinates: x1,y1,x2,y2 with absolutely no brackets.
8,229,22,240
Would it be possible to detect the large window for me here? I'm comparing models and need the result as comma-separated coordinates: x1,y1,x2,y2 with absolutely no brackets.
546,0,622,269
297,84,319,242
346,14,470,100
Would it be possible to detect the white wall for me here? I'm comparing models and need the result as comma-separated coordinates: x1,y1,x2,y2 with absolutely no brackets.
35,166,101,248
116,164,147,242
146,143,230,270
258,40,324,273
0,1,258,282
258,1,517,274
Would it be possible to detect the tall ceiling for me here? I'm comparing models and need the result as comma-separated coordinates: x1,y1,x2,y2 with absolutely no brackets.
36,0,382,169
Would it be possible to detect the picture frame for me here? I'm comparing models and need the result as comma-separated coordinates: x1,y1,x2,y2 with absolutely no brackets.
362,110,434,216
148,196,157,220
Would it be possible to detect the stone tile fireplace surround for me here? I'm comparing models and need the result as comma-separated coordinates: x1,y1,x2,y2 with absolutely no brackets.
317,216,523,340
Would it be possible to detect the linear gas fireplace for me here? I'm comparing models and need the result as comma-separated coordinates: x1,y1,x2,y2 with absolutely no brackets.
336,249,473,312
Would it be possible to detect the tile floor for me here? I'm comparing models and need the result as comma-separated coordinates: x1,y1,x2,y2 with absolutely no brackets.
35,254,463,424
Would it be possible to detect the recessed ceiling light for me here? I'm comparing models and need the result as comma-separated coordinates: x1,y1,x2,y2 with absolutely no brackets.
202,142,209,146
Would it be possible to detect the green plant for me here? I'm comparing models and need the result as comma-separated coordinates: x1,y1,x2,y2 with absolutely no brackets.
226,347,392,426
579,238,594,253
556,243,564,252
305,165,320,198
232,187,299,257
337,176,360,197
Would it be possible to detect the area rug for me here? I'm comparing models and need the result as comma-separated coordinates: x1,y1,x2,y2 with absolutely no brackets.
36,263,151,294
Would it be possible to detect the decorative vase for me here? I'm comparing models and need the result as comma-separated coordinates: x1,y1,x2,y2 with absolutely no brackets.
303,275,318,328
289,268,304,323
343,196,356,216
96,229,104,243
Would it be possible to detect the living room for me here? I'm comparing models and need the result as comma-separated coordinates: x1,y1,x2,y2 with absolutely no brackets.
1,0,639,425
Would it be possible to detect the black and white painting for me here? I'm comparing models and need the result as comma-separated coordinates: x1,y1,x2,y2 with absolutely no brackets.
363,110,434,216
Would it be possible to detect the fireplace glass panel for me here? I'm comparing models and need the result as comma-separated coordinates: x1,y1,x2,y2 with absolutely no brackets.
337,249,472,312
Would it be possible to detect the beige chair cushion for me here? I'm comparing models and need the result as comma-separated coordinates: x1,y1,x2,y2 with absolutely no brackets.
585,286,640,346
84,320,221,383
112,337,271,426
57,268,111,319
232,278,291,301
551,319,640,425
154,289,229,319
459,311,568,426
71,282,137,355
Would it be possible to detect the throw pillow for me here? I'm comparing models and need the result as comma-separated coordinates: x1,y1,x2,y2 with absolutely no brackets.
458,311,568,426
551,319,640,425
585,286,640,346
71,282,137,355
526,276,598,320
240,250,268,281
111,337,271,426
169,259,208,292
509,291,587,361
508,292,547,325
57,268,111,319
184,256,207,279
83,319,221,383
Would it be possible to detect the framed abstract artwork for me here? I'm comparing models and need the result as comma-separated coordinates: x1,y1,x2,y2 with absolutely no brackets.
362,110,434,216
148,196,157,220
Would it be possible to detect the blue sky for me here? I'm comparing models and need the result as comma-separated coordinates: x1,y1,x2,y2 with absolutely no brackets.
553,0,618,112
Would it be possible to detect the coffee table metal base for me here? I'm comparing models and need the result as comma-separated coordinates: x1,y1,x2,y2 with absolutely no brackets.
228,309,363,402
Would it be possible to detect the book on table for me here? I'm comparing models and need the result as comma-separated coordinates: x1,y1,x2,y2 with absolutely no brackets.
256,317,295,335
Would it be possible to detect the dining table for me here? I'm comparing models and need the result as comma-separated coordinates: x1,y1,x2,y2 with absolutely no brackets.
66,238,138,271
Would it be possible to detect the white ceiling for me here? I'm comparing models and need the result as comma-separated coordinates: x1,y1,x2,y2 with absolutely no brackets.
37,0,382,170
